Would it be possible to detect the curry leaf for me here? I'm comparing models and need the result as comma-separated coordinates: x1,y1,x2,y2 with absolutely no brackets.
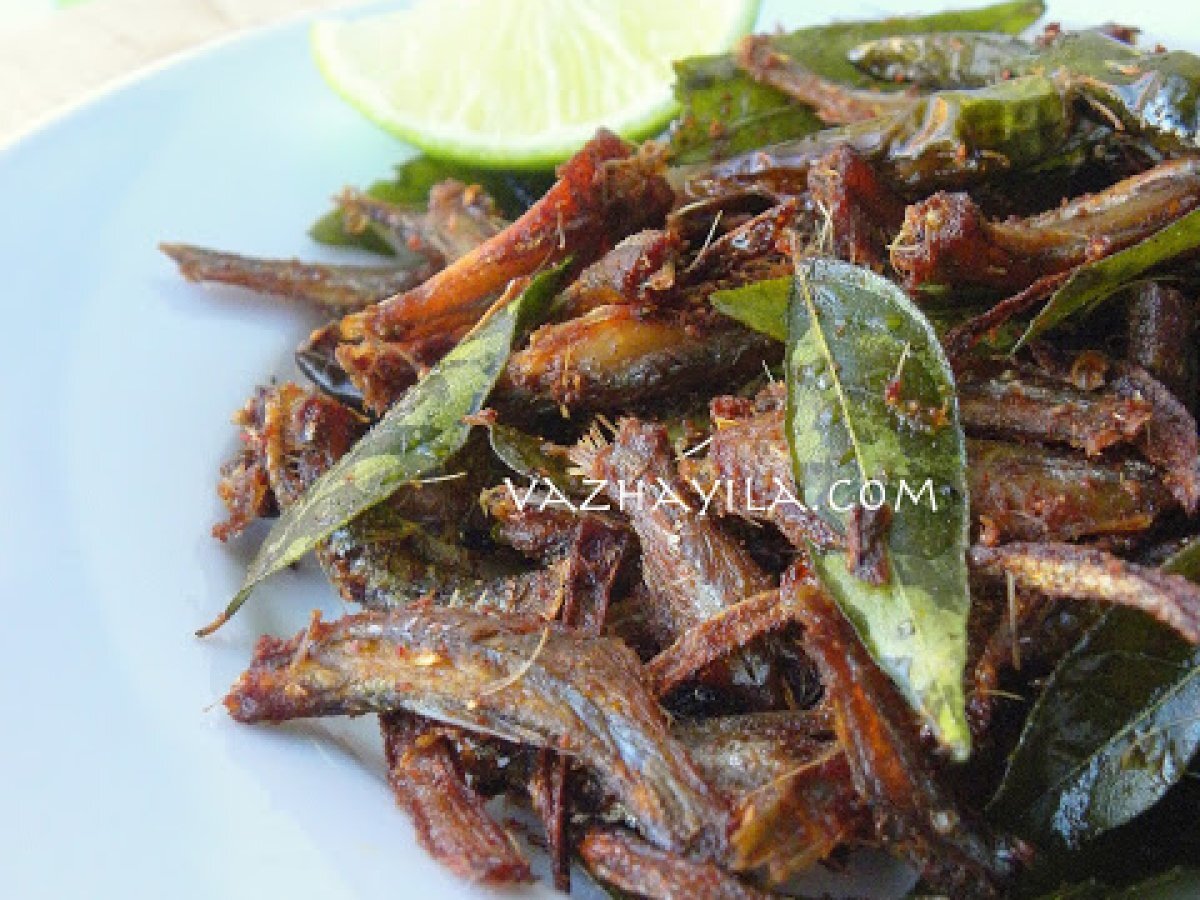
668,55,822,165
713,275,986,342
1031,868,1200,900
710,276,790,341
988,537,1200,850
199,264,567,635
486,422,585,497
785,258,972,758
771,0,1044,90
1027,33,1199,153
850,29,1200,153
1016,208,1200,348
669,0,1045,163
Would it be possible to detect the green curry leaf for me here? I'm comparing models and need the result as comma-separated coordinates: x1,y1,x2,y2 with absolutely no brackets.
1016,207,1200,348
669,0,1045,163
849,29,1200,153
785,258,972,758
710,276,790,341
712,275,988,342
199,263,568,635
486,422,585,498
988,537,1200,850
1030,867,1200,900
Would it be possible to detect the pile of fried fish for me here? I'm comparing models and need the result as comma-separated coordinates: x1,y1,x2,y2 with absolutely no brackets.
166,3,1200,897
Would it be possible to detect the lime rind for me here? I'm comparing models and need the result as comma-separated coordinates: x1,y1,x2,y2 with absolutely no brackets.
311,0,761,169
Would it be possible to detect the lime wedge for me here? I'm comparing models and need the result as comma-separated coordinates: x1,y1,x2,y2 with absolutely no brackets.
312,0,760,168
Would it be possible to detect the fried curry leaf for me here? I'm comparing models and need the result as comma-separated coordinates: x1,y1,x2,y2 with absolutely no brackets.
486,422,585,497
710,276,790,341
772,0,1044,90
849,29,1135,92
1088,48,1200,152
1168,536,1200,582
712,276,974,342
1031,868,1200,900
1016,208,1200,348
669,0,1045,163
988,539,1200,850
668,55,823,165
785,258,972,758
848,31,1035,88
200,264,567,635
852,29,1200,153
310,155,553,253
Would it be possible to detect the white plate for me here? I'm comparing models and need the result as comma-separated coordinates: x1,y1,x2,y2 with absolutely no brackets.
1,2,1195,897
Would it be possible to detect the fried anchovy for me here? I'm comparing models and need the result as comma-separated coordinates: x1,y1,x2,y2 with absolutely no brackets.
968,438,1174,544
958,359,1152,455
681,75,1071,199
498,304,779,416
892,158,1200,290
684,379,1174,546
1112,364,1200,513
332,330,461,412
289,182,509,405
308,135,672,412
792,571,1030,897
727,741,863,883
680,200,799,285
160,243,436,314
942,269,1074,363
556,229,681,320
528,749,572,891
217,383,373,516
847,502,893,586
673,709,837,796
736,34,917,125
559,514,630,636
629,706,865,885
646,588,799,698
970,542,1200,644
1127,282,1198,415
338,179,507,262
322,517,561,614
574,419,776,635
580,829,769,900
380,712,531,884
485,492,585,563
807,145,907,268
674,703,864,883
225,607,728,858
336,132,672,348
213,383,364,540
213,383,557,612
573,418,787,708
683,384,1172,547
537,513,629,891
678,384,843,551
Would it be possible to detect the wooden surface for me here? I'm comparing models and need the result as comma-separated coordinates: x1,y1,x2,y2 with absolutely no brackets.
0,0,356,144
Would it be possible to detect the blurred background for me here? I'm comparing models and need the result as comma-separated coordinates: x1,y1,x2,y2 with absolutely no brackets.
0,0,353,141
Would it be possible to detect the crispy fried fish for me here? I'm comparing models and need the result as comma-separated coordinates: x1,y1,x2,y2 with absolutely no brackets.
892,159,1200,290
792,572,1030,897
380,712,531,884
225,607,728,858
